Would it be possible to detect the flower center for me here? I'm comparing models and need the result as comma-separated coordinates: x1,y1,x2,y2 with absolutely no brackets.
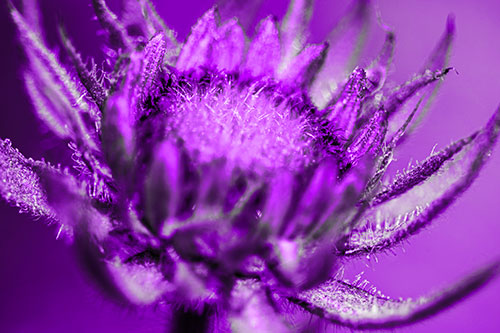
158,71,317,175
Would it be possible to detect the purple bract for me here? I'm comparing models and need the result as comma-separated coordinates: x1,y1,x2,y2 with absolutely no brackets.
2,0,500,331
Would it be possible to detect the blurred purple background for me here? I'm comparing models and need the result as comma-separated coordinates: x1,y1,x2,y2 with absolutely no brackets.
1,0,499,332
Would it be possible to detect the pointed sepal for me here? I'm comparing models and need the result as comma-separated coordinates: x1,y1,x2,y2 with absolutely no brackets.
323,67,368,140
243,16,281,78
277,42,328,89
289,260,500,329
12,5,99,149
339,106,500,256
0,139,55,219
343,108,387,169
309,0,370,108
176,8,218,72
210,18,246,72
59,26,107,109
217,0,263,31
279,0,314,71
92,0,133,51
365,31,395,94
230,280,291,332
139,33,167,100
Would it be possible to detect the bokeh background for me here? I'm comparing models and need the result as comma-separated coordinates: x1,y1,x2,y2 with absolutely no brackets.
1,0,499,332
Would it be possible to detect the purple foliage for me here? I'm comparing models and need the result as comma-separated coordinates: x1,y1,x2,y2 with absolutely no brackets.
1,0,499,331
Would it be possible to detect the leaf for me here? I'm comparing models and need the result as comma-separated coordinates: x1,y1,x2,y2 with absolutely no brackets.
288,260,500,329
323,67,368,140
230,280,291,332
101,90,136,179
386,17,455,142
365,31,395,94
100,49,148,181
372,133,476,206
23,71,70,139
343,108,387,169
22,0,43,38
122,0,151,37
122,0,179,65
139,33,167,100
277,43,329,90
422,14,455,73
91,0,133,51
361,97,424,201
309,0,370,108
106,256,170,305
279,158,338,239
59,26,107,109
11,5,99,149
143,141,181,234
279,0,314,71
384,68,452,118
261,170,294,232
0,139,55,219
37,157,113,241
338,106,500,257
141,0,179,46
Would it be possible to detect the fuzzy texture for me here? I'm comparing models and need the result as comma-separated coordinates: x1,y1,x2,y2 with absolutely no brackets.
2,0,500,331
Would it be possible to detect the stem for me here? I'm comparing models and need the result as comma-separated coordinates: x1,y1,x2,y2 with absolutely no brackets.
168,304,214,333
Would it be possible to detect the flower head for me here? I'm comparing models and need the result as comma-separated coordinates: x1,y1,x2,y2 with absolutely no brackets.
2,0,500,331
